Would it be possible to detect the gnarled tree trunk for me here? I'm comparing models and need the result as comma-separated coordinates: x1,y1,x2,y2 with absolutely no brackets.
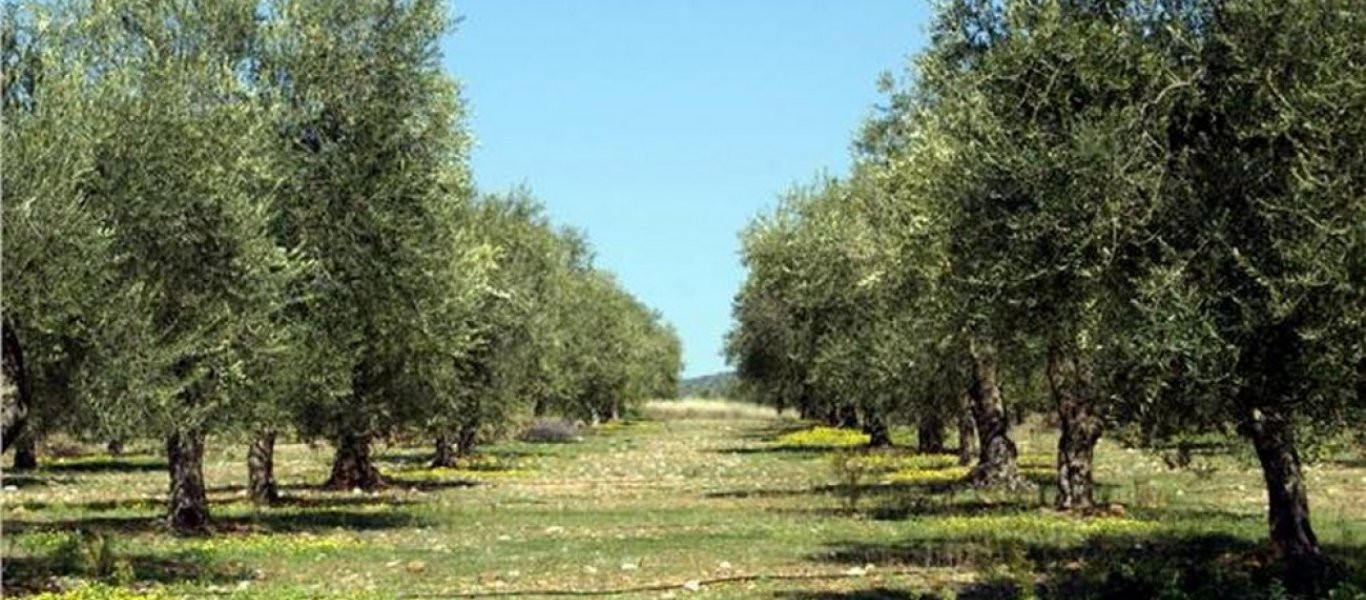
2,315,29,454
166,429,209,534
957,394,977,466
836,404,859,429
430,435,456,467
917,412,945,453
324,432,383,490
248,430,279,505
1244,409,1324,586
456,423,478,457
967,340,1020,486
12,433,37,470
1047,346,1103,510
863,413,893,448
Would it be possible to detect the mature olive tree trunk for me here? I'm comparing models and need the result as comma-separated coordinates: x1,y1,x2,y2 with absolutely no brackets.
2,315,29,454
1047,346,1103,510
917,412,945,453
1243,409,1324,584
166,429,210,534
967,341,1020,486
863,413,893,448
12,433,38,470
248,430,279,505
957,394,977,466
455,423,479,457
430,435,456,467
324,432,383,490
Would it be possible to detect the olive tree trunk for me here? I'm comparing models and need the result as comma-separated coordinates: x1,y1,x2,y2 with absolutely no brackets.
2,315,29,453
1047,346,1103,510
166,429,210,534
248,430,279,505
957,394,977,466
863,413,893,448
12,433,37,470
1244,409,1324,585
430,435,456,467
324,432,383,490
967,340,1020,486
917,412,946,453
456,423,479,457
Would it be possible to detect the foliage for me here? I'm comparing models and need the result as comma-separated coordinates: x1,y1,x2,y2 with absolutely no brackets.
730,0,1366,573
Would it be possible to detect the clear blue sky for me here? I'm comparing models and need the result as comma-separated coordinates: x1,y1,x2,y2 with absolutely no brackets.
442,1,930,377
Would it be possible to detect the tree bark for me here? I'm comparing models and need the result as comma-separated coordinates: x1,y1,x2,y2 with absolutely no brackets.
917,412,946,453
430,435,456,467
12,433,37,470
863,414,893,448
324,432,383,490
1244,409,1325,585
837,404,859,429
967,340,1021,486
248,430,279,505
166,429,210,534
2,314,29,454
455,423,478,457
1047,345,1103,510
957,394,977,466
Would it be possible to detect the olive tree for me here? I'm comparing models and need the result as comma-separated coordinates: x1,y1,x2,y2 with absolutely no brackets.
259,0,485,490
1111,0,1366,577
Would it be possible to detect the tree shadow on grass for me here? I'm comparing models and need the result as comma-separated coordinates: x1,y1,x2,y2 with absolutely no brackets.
1,472,73,488
2,549,248,596
10,487,429,514
1329,456,1366,469
774,589,929,600
4,507,423,537
811,532,1366,599
39,457,166,474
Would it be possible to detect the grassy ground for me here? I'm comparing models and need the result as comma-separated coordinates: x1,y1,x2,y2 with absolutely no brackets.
2,401,1364,599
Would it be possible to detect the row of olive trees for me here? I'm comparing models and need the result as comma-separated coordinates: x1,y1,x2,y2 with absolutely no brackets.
2,0,680,534
728,0,1364,579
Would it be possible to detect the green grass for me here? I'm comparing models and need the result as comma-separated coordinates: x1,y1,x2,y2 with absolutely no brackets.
3,403,1364,599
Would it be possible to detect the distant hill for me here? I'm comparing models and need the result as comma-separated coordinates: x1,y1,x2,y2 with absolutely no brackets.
677,371,738,399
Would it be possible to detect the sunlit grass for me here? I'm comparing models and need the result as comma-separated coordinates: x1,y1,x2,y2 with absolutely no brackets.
3,413,1364,598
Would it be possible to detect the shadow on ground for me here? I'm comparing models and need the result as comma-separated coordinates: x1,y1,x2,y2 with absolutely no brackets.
37,457,167,474
809,533,1366,599
2,547,248,596
4,506,424,536
774,589,931,600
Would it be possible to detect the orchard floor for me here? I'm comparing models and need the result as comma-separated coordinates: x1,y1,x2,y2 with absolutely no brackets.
3,404,1365,599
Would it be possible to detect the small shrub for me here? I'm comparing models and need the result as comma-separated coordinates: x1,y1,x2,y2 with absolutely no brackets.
517,419,580,444
51,531,118,579
829,451,879,512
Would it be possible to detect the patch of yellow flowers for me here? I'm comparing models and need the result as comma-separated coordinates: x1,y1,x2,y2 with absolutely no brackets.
29,583,173,600
774,427,869,448
929,513,1158,540
886,466,972,485
188,532,359,555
